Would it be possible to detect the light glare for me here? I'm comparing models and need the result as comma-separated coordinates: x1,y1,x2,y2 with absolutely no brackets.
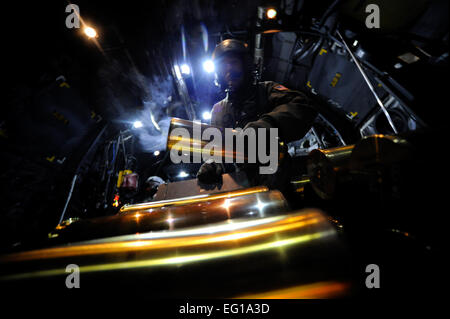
267,8,277,19
202,111,211,120
84,26,97,38
180,63,191,75
203,60,215,73
178,171,189,178
133,121,143,128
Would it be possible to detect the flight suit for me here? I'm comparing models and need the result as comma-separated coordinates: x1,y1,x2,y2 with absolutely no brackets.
204,81,318,191
210,81,318,143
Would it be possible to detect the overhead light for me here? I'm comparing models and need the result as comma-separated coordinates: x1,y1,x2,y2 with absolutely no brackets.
202,111,211,120
178,171,189,178
203,60,215,73
180,63,191,75
133,120,143,128
84,26,97,38
266,8,277,19
153,150,160,156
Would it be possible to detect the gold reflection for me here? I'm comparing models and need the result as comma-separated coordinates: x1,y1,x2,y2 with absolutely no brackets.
222,199,231,210
167,215,175,231
120,186,268,213
167,134,246,162
2,212,321,262
0,211,332,281
234,281,351,299
222,199,231,219
2,227,333,281
321,145,354,156
273,232,287,261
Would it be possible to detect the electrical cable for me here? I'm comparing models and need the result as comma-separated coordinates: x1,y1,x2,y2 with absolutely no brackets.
318,0,343,29
57,174,78,225
336,30,398,134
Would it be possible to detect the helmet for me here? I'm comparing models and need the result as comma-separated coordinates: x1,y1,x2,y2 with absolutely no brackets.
212,39,253,91
212,39,250,62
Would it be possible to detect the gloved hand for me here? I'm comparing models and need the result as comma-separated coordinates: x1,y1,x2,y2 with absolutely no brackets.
196,159,224,184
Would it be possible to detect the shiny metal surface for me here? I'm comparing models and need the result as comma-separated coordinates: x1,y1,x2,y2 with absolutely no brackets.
0,208,352,298
166,118,286,165
290,176,311,194
167,117,246,161
307,135,414,199
46,187,283,244
307,145,354,199
350,134,413,170
120,185,268,212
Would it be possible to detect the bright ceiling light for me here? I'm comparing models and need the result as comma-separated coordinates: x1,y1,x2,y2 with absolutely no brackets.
84,26,97,38
153,150,160,156
202,111,211,120
203,60,215,73
133,120,143,128
266,8,277,19
180,63,191,75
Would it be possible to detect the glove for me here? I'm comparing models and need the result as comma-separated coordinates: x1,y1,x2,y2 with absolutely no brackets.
196,159,224,184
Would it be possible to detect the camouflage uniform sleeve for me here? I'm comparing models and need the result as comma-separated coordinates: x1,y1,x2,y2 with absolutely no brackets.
258,81,318,143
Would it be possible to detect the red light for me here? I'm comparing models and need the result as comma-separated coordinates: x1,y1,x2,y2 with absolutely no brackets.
113,194,120,207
